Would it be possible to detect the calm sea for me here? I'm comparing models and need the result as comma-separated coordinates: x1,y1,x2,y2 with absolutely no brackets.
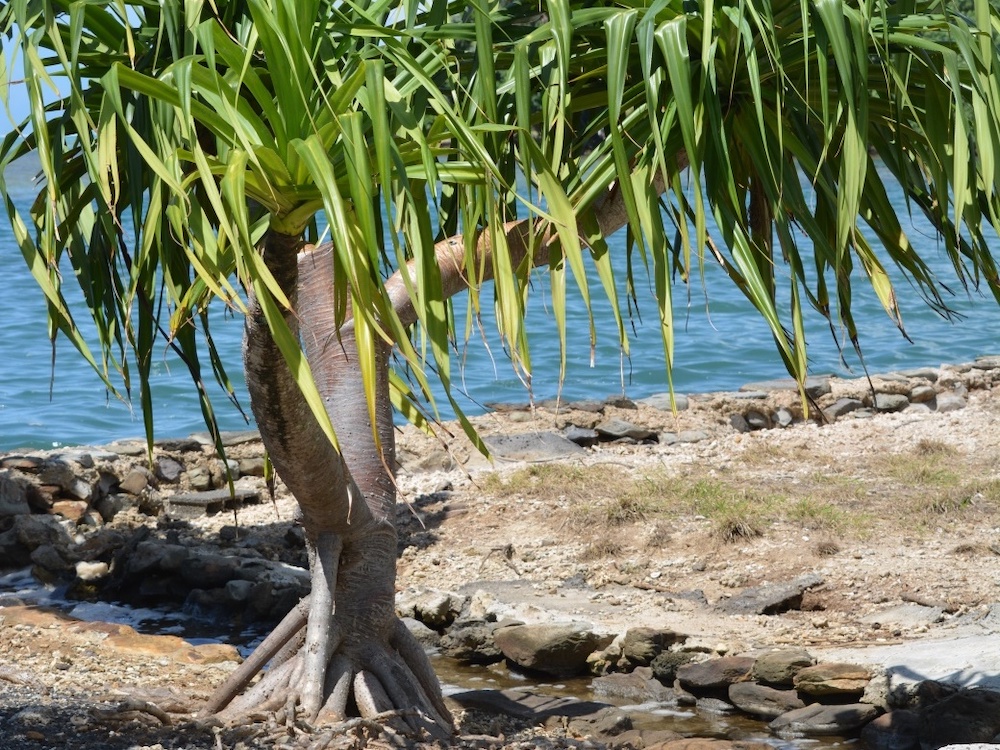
2,159,1000,451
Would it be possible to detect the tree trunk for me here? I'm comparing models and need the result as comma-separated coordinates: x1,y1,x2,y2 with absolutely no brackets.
205,233,450,736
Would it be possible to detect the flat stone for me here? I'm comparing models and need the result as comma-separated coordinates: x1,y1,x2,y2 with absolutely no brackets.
860,603,944,629
165,487,260,518
717,574,823,615
119,468,153,495
562,426,600,447
483,432,586,462
875,393,910,412
769,702,879,735
595,419,656,441
191,430,260,447
156,456,185,483
972,355,1000,369
823,397,865,420
447,687,614,721
898,367,939,382
153,437,204,452
751,647,815,686
604,396,637,409
677,656,756,691
564,399,605,413
793,662,871,695
728,682,806,719
677,430,710,443
591,668,675,703
493,622,612,677
740,377,831,398
732,390,769,400
639,393,689,412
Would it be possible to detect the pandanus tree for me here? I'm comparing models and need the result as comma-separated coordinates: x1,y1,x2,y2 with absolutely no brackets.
4,0,1000,738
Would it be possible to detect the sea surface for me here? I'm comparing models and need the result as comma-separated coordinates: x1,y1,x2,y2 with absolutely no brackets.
2,159,1000,451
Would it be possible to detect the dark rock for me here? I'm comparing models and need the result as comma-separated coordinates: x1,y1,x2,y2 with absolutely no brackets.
562,426,600,447
823,398,865,420
651,650,696,685
1,455,44,472
591,667,675,703
605,396,637,409
565,399,606,413
179,553,241,588
793,662,871,696
595,419,656,442
483,432,586,462
166,487,261,518
745,411,771,430
156,456,185,483
677,656,755,691
126,541,190,576
861,710,920,750
728,682,805,719
39,459,97,501
750,647,815,685
730,414,751,433
15,514,73,550
718,574,823,615
493,622,612,677
154,437,204,452
0,471,32,517
30,543,74,572
621,627,684,666
769,703,880,736
438,620,504,664
448,687,615,722
223,579,254,603
917,689,1000,749
875,393,910,413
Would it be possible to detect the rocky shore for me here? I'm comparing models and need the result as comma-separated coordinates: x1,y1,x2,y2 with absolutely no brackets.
2,356,1000,748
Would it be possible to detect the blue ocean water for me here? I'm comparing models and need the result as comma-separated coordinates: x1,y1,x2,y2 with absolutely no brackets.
2,159,1000,451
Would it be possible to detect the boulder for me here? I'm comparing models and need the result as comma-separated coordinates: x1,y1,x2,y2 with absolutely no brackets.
793,662,871,696
875,393,910,412
595,419,656,442
591,667,676,703
728,681,806,719
750,647,815,686
769,703,880,735
718,574,823,615
651,650,696,685
396,588,467,629
0,471,32,517
493,622,612,677
861,709,920,750
620,627,684,666
483,432,586,462
918,689,1000,749
438,619,505,664
677,656,755,691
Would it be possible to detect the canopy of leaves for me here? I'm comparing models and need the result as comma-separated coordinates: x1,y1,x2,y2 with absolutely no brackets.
3,0,1000,442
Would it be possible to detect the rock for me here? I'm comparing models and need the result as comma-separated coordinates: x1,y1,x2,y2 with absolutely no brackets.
677,430,710,443
729,414,751,433
237,457,267,477
750,647,815,686
224,579,254,603
973,354,1000,369
745,410,771,430
595,419,656,442
620,627,684,666
562,425,600,447
15,514,74,550
30,543,74,573
448,687,614,722
438,620,504,663
934,392,967,412
557,705,633,739
639,393,689,411
875,393,910,413
74,560,109,581
126,541,190,576
793,662,871,696
861,710,920,750
0,471,33,517
166,487,261,518
918,689,1000,749
396,588,466,629
717,574,823,615
154,437,204,453
910,385,937,403
50,499,89,523
155,456,185,483
493,622,612,677
769,702,880,736
94,493,131,523
38,458,97,501
823,397,865,420
483,432,586,462
651,650,696,684
604,396,637,409
591,667,675,703
728,682,805,719
648,742,771,750
861,603,944,630
564,399,605,413
677,656,755,691
186,465,213,491
402,617,441,650
740,377,831,398
179,553,241,588
119,468,154,495
775,407,794,427
697,696,737,714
